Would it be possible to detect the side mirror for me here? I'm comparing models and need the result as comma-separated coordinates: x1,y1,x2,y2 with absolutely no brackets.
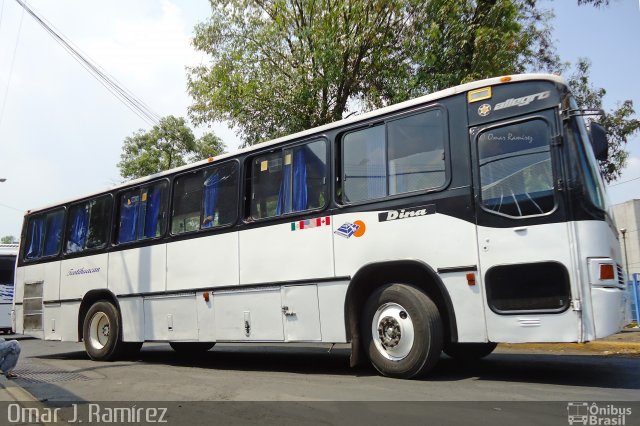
588,122,608,161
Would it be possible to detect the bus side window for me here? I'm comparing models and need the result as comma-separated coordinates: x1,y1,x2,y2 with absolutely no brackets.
66,196,111,253
172,171,204,234
342,110,446,204
250,140,327,220
24,209,65,260
201,162,238,228
171,162,239,233
117,182,167,244
388,109,446,195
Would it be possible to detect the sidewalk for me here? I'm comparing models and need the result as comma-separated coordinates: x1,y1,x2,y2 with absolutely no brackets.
498,327,640,356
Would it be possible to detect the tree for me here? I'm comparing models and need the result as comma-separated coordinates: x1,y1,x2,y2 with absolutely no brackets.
118,116,225,180
0,236,16,244
568,59,640,183
188,0,557,146
187,0,637,182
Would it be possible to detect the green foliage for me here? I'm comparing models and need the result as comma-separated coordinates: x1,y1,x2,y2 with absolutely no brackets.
118,116,225,180
0,235,16,244
187,0,636,183
567,59,640,183
188,0,557,146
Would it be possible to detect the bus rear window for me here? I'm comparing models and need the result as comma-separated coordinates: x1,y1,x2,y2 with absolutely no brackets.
0,256,16,285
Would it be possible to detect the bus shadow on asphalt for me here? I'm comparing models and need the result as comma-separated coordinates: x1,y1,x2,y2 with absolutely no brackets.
34,346,640,390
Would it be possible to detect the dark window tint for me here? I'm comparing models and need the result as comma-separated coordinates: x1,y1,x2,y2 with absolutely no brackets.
478,119,554,217
343,125,386,203
342,109,446,203
388,110,446,194
117,182,167,244
486,262,570,313
25,209,65,260
66,196,112,253
250,140,327,219
171,162,238,234
0,256,16,285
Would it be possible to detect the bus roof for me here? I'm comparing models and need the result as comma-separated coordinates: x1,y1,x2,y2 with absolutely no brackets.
27,73,566,215
0,244,19,255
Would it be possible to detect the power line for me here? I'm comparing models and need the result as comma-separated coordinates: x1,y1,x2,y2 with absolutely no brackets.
0,202,23,213
608,175,640,187
0,0,25,131
12,0,161,126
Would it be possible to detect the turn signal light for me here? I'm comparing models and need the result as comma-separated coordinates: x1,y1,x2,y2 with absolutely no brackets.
203,292,210,302
500,76,512,82
466,273,476,286
599,264,615,280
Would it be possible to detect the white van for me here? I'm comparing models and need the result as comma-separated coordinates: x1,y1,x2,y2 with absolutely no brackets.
0,243,18,334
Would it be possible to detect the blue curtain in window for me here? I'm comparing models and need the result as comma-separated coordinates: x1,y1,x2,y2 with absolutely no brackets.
276,154,293,215
292,149,307,211
203,174,220,228
118,197,139,243
43,212,64,257
26,217,44,259
143,187,162,238
68,206,90,252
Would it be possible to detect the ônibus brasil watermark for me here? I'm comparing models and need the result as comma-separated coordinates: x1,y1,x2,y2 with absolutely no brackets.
567,402,633,425
7,403,168,424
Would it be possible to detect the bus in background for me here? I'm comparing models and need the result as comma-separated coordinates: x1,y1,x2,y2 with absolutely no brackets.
0,243,18,334
13,74,630,379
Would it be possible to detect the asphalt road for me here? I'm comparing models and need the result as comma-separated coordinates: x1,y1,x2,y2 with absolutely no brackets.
2,338,639,425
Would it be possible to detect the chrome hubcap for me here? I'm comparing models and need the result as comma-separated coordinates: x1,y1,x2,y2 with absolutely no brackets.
371,302,414,361
89,312,110,350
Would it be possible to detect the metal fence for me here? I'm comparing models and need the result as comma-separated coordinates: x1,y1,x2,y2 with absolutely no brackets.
630,273,639,324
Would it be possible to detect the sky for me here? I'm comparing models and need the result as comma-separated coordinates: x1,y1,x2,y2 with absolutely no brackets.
0,0,639,239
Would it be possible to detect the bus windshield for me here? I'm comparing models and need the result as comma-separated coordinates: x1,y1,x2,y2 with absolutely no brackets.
568,97,607,211
478,118,556,217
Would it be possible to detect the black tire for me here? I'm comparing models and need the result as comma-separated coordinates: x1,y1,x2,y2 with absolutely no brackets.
443,342,497,361
361,283,443,379
169,342,215,353
83,300,126,361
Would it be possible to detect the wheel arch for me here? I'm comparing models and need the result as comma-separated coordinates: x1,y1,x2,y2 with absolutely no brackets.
78,289,121,342
344,259,458,366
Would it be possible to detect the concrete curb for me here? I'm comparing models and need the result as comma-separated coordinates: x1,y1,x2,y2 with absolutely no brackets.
498,340,640,354
1,378,70,425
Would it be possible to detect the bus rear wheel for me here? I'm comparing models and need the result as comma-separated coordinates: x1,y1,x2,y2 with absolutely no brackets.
443,342,497,361
83,300,126,361
169,342,215,353
361,283,443,379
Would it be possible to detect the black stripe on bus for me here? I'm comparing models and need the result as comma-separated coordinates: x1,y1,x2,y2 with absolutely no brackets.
116,275,352,299
437,265,478,274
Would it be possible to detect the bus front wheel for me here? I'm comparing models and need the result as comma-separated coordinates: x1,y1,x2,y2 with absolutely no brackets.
83,300,125,361
361,283,443,379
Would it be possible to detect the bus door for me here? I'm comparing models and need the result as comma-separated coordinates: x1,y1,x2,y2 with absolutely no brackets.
470,106,582,343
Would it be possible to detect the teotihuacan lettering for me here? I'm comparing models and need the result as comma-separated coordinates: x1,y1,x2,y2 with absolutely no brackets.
378,205,436,222
67,267,101,276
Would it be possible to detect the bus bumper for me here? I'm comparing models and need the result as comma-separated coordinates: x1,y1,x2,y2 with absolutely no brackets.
590,286,630,339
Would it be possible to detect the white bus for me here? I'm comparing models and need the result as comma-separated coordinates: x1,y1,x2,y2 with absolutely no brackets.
0,243,18,334
13,74,630,378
